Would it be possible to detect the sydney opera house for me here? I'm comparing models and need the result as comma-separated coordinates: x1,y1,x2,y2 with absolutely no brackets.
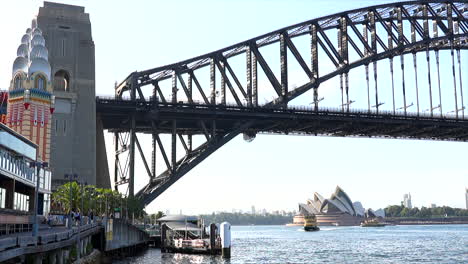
293,186,364,226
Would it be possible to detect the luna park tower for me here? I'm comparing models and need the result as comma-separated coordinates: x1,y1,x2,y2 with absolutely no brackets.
8,18,54,164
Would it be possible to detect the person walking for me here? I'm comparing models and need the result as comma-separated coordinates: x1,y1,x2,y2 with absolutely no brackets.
70,209,76,227
89,210,94,224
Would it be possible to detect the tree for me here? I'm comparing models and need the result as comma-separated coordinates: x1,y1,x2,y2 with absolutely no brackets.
400,207,409,217
385,205,403,217
51,183,147,219
51,181,81,213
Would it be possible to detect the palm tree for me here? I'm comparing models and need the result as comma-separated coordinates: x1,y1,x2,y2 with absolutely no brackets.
52,181,81,213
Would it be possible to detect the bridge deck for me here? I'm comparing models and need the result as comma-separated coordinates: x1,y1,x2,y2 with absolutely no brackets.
97,99,468,142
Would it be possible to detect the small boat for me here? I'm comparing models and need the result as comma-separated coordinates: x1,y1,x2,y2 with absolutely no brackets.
361,218,386,227
303,215,320,231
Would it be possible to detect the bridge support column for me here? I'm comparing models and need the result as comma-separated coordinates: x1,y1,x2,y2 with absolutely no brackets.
47,251,57,264
62,249,69,263
31,254,43,264
82,238,86,256
75,240,81,260
56,249,64,264
161,224,167,253
210,223,217,254
86,236,91,254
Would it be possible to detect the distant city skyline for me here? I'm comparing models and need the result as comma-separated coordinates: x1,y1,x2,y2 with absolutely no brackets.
156,190,468,216
403,193,413,209
1,1,467,214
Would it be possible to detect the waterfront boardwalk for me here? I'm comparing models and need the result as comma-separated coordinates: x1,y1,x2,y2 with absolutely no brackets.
0,219,149,263
0,222,101,263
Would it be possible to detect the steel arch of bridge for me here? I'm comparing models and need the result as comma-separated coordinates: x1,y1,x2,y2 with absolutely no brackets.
101,1,468,205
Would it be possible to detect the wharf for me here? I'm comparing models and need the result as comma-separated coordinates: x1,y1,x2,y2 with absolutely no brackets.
157,215,231,257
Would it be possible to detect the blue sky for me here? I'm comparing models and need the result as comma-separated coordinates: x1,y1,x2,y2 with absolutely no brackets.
1,0,467,214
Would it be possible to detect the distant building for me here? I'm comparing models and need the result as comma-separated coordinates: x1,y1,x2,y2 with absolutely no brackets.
251,205,255,215
374,208,386,218
431,203,437,208
353,201,365,216
296,186,364,226
403,193,412,209
465,188,468,209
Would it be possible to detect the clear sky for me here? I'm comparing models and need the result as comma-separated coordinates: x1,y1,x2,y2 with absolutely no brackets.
1,0,467,214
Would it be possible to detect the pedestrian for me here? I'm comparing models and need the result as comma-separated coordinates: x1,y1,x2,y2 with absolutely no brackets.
70,209,76,226
75,210,81,225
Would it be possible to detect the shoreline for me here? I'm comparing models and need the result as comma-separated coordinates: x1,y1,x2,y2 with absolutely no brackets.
285,216,468,227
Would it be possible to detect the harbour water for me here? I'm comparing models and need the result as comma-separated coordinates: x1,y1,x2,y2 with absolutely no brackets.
115,224,468,263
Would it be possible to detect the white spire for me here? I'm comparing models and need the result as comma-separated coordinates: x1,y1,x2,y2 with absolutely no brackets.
12,19,51,80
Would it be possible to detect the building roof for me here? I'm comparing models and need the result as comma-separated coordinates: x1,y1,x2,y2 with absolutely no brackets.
300,186,359,216
0,122,37,160
12,18,51,80
165,222,200,232
157,215,198,223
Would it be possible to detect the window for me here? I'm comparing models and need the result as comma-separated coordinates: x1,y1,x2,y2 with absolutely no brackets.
55,119,59,134
14,76,22,89
36,75,46,90
0,188,5,208
34,108,37,126
61,39,66,57
53,70,70,91
63,120,67,135
41,108,45,127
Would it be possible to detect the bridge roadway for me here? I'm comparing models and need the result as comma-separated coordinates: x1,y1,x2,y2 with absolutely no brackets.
97,97,468,142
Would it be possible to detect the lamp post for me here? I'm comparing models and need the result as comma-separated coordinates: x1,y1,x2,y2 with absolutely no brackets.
105,193,109,218
64,173,78,229
30,161,48,237
80,181,87,225
89,189,95,223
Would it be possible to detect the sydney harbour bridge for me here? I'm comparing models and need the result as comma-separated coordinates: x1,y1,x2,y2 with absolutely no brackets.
96,1,468,206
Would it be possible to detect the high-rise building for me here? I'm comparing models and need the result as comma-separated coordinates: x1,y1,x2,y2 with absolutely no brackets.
403,193,412,209
251,205,256,215
465,188,468,210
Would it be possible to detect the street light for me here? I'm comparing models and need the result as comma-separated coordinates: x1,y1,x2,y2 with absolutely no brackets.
89,189,96,223
30,161,48,237
64,173,78,229
80,181,87,225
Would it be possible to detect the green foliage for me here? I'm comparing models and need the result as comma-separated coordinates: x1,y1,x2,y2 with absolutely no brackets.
52,183,146,219
200,212,292,225
385,205,468,218
70,246,77,261
86,242,93,255
149,211,166,224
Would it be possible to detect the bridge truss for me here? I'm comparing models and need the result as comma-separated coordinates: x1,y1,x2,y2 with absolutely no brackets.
97,0,468,205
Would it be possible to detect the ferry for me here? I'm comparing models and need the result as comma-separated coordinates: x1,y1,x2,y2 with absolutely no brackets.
360,218,386,227
303,215,320,231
